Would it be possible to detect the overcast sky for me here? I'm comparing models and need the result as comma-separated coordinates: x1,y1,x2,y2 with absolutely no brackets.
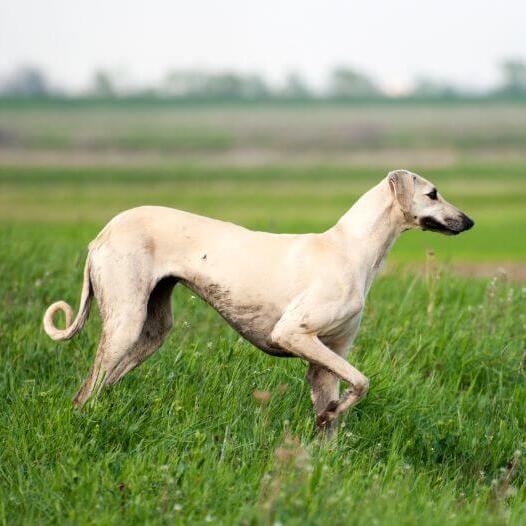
1,0,525,93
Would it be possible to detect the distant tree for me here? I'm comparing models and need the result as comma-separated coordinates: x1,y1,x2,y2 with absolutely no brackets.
412,77,457,98
282,72,312,98
203,73,245,98
1,66,49,96
497,59,526,96
88,68,135,97
329,67,379,98
162,71,268,99
162,70,269,99
162,70,208,97
239,74,269,99
91,70,116,97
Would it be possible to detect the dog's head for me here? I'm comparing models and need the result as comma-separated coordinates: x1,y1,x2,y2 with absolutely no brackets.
388,169,474,235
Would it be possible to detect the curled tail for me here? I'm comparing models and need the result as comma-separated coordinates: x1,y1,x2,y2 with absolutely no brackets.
43,257,93,341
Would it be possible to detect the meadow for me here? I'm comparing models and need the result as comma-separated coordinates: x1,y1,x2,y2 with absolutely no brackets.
1,101,526,525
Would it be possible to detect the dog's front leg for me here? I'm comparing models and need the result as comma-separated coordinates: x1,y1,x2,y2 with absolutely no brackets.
306,364,339,438
271,325,369,433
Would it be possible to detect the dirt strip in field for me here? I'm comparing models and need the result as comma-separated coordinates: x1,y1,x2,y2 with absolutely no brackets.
390,261,526,282
1,146,526,168
451,262,526,282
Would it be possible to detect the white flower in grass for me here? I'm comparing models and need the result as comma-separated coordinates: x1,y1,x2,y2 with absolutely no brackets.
505,486,518,497
173,503,183,511
205,514,214,522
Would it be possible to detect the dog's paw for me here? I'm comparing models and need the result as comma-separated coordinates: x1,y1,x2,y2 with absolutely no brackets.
316,400,339,429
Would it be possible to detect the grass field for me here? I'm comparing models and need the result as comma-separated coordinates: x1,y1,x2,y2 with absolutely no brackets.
1,163,526,262
1,102,526,524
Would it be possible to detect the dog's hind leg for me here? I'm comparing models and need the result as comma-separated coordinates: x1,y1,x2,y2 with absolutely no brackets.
73,276,177,407
72,245,155,407
105,276,177,386
72,305,147,407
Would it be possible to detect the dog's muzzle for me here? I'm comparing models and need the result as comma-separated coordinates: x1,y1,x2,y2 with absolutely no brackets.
420,214,474,235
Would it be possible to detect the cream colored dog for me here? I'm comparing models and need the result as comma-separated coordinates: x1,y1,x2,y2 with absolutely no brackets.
43,169,473,432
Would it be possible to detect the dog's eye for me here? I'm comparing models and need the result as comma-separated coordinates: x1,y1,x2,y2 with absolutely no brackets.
426,189,438,200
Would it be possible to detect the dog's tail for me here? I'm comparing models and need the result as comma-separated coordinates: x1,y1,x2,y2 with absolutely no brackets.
43,257,93,341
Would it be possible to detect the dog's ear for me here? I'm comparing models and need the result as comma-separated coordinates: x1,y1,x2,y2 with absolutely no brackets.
388,170,415,213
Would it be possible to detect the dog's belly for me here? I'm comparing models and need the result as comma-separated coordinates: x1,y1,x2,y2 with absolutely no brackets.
180,279,294,358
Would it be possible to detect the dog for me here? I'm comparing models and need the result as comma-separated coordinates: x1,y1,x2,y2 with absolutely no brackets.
43,169,474,433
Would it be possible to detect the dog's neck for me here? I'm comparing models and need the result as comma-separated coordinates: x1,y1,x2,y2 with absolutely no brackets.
331,178,406,290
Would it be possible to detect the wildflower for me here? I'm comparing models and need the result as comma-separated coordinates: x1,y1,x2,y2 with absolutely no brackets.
252,390,271,405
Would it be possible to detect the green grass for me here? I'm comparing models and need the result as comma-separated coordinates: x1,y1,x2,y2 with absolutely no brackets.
1,160,526,524
1,224,526,525
1,163,525,261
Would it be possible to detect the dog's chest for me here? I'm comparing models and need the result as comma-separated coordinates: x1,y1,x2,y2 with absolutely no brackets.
315,293,364,345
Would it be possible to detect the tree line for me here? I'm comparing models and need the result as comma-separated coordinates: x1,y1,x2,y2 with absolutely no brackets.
1,61,525,100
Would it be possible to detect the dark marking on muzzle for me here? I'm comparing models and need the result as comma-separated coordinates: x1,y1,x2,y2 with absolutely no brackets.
420,213,475,235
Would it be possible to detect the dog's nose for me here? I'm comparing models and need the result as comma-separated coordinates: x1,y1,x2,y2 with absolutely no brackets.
462,214,475,231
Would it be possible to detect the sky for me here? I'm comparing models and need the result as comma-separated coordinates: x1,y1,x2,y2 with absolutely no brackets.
1,0,525,93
